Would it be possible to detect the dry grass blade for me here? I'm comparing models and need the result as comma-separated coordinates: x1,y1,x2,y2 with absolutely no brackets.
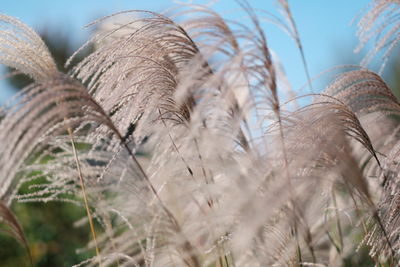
356,0,400,73
324,69,400,116
0,14,57,80
277,0,313,93
321,69,400,261
0,201,32,266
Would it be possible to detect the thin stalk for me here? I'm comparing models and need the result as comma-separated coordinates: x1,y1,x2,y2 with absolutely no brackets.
159,114,230,265
120,140,200,267
67,128,101,266
235,2,305,262
276,112,303,265
331,186,344,251
55,83,103,265
279,0,314,93
83,93,201,266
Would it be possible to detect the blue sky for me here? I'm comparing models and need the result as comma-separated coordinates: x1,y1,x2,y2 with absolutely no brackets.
0,0,371,103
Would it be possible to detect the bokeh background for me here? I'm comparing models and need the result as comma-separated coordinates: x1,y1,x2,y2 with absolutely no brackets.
1,0,395,266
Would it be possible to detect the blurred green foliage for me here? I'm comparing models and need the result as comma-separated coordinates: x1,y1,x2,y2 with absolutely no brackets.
0,202,93,267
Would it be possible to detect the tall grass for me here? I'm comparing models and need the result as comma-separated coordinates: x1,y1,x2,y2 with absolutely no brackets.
1,0,400,266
